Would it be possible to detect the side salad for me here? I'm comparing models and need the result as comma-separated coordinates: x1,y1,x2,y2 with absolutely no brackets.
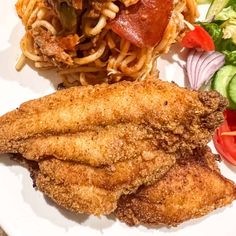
181,0,236,165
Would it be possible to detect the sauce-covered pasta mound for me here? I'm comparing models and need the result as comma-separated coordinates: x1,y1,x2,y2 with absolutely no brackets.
16,0,198,86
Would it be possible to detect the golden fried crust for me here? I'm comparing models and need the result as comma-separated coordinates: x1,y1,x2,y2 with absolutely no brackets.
178,147,220,173
36,177,120,216
0,80,226,165
11,124,156,166
35,150,175,215
115,149,236,226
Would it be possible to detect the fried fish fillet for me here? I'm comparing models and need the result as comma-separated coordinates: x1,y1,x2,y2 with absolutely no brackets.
0,80,228,216
2,124,174,167
31,150,175,215
116,148,236,226
0,80,226,166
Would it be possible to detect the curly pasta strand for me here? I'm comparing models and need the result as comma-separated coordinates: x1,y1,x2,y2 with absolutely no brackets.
74,41,106,65
84,16,107,36
15,0,198,85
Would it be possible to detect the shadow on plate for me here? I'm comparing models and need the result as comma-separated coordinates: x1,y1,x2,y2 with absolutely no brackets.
0,23,61,93
147,207,229,232
0,154,116,231
159,44,188,64
0,154,235,233
222,159,236,173
116,203,232,235
157,44,190,88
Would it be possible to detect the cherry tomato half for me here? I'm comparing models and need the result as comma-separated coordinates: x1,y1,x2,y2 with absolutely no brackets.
213,109,236,165
181,25,215,51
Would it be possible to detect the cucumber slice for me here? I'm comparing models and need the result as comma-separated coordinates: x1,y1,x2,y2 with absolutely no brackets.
206,0,230,20
211,65,236,109
228,74,236,104
211,65,236,97
228,99,236,110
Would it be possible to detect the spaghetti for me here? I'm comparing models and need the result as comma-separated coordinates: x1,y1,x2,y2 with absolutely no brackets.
16,0,198,87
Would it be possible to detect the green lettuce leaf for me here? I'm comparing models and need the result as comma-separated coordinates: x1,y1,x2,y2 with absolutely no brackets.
223,50,236,64
220,38,236,51
227,0,236,7
215,5,236,21
221,19,236,43
200,22,223,50
200,21,236,51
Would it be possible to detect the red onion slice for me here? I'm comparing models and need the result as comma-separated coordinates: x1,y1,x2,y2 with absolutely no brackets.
193,51,206,89
186,49,196,89
197,53,225,88
186,49,225,90
193,51,215,89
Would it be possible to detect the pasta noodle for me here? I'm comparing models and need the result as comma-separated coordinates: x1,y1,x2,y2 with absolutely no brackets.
15,0,198,87
32,20,57,35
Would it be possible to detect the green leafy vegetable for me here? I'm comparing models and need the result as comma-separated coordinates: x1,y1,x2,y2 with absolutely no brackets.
203,0,236,109
59,2,77,33
221,19,236,43
207,0,232,20
215,5,236,20
220,38,236,51
50,0,77,34
223,50,236,64
201,22,236,51
227,0,236,7
200,22,223,50
206,0,236,20
199,18,236,71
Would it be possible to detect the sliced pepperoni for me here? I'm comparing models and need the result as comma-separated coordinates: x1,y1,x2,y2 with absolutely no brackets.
109,0,173,48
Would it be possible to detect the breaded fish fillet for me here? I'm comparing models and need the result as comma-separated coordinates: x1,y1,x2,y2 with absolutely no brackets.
0,80,228,217
2,124,172,166
32,150,175,215
115,148,236,226
0,80,226,165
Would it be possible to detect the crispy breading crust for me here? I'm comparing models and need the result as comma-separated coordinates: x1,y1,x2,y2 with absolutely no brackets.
4,124,170,166
0,80,227,166
0,80,230,218
115,148,236,226
35,150,175,215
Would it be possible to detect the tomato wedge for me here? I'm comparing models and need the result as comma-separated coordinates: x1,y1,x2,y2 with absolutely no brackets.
213,109,236,165
109,0,173,48
225,109,236,130
181,25,215,51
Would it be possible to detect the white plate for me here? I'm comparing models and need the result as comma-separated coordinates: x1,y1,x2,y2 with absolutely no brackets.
0,3,236,236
